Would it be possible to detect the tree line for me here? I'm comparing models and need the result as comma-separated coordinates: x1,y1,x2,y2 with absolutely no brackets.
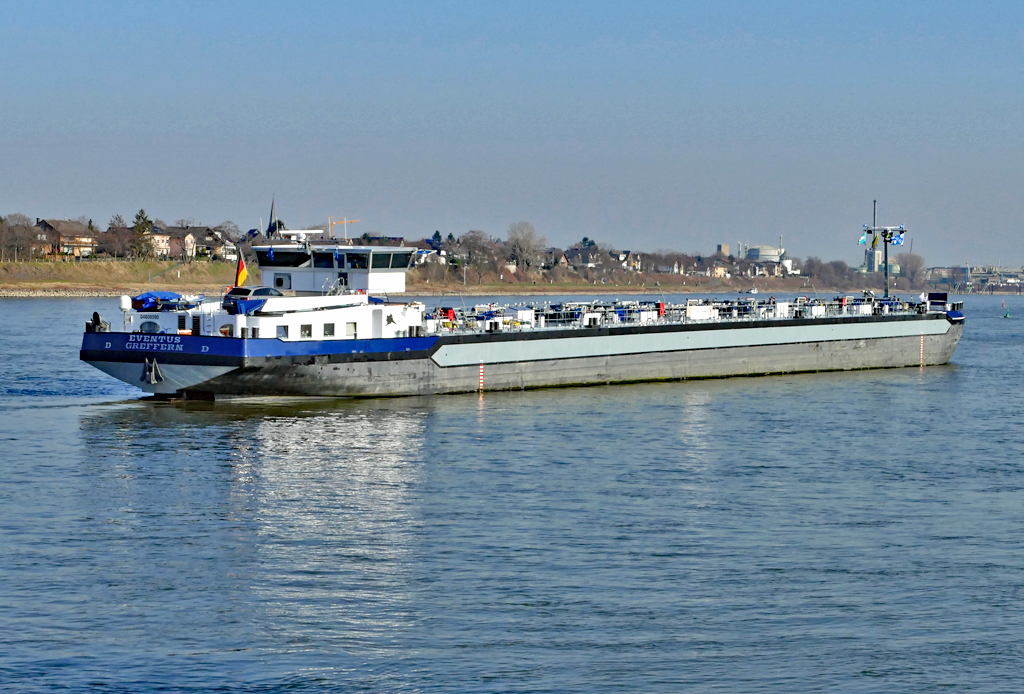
412,222,929,290
1,210,929,289
0,210,241,261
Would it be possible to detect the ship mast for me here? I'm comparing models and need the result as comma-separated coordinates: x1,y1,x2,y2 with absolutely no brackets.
862,200,905,298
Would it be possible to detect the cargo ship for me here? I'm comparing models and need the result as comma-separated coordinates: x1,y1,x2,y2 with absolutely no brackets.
80,234,965,398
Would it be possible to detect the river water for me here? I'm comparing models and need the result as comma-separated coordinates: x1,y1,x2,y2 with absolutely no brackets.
1,295,1022,692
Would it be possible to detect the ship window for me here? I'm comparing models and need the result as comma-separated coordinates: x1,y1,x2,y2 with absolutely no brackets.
274,273,292,289
139,321,160,333
371,253,391,269
346,322,357,338
347,252,368,269
313,253,334,268
323,323,335,337
277,325,288,339
192,316,201,333
240,327,249,338
390,252,412,268
300,324,312,338
251,327,260,338
255,250,311,267
177,314,187,330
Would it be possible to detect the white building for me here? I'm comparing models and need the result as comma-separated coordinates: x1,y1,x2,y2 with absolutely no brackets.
745,245,784,263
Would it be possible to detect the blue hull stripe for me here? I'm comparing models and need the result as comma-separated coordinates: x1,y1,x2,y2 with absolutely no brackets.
81,332,439,359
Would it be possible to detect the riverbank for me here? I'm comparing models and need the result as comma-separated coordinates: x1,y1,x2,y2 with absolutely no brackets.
0,260,236,297
0,260,951,297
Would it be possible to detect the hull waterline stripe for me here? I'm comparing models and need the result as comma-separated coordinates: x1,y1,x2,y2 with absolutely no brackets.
430,316,953,367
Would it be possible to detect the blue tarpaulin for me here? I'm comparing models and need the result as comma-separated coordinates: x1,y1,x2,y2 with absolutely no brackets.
224,299,267,316
134,291,183,301
132,291,183,310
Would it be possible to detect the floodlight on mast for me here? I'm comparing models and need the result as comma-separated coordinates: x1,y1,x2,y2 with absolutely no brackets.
862,201,906,298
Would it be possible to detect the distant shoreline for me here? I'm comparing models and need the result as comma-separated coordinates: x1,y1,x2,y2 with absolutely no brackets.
0,284,985,299
0,260,967,297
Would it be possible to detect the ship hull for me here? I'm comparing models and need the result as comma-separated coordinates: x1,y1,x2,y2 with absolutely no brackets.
82,313,964,398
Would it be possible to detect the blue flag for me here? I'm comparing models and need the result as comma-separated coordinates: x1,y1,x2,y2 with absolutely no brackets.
893,232,905,246
858,233,867,245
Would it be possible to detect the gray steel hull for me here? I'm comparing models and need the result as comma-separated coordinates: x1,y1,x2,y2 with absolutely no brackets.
193,317,964,397
84,359,237,395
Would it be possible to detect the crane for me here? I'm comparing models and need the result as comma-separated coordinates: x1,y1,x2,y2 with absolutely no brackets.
328,217,361,240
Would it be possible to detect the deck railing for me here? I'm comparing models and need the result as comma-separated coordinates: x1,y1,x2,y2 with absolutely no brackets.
427,297,931,335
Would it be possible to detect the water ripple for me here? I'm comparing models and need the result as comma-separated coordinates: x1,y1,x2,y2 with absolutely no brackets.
2,295,1024,692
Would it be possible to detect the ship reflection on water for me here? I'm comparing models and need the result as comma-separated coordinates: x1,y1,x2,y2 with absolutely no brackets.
77,397,432,669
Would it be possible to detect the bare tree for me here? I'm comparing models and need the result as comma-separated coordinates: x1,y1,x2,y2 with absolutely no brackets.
505,221,546,269
215,221,241,241
4,213,33,227
175,217,196,229
99,215,132,258
897,253,926,287
802,257,862,290
459,230,498,280
98,228,133,258
0,220,39,261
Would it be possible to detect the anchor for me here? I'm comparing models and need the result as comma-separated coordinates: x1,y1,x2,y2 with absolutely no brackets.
141,358,164,384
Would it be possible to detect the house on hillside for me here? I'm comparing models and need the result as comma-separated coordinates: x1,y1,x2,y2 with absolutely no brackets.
543,248,568,269
656,261,680,275
35,219,97,257
149,228,171,257
608,250,643,272
30,228,60,256
186,227,237,261
408,241,446,265
706,261,731,278
416,249,446,265
169,228,197,260
362,235,405,247
624,251,643,272
565,248,602,269
155,226,198,260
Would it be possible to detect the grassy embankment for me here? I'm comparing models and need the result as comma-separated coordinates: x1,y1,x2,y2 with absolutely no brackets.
0,260,901,297
0,260,237,296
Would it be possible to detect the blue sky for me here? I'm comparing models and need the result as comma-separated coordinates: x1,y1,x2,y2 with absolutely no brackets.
3,1,1024,265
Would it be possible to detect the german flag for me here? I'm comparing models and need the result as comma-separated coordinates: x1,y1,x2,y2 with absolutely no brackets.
235,255,248,287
